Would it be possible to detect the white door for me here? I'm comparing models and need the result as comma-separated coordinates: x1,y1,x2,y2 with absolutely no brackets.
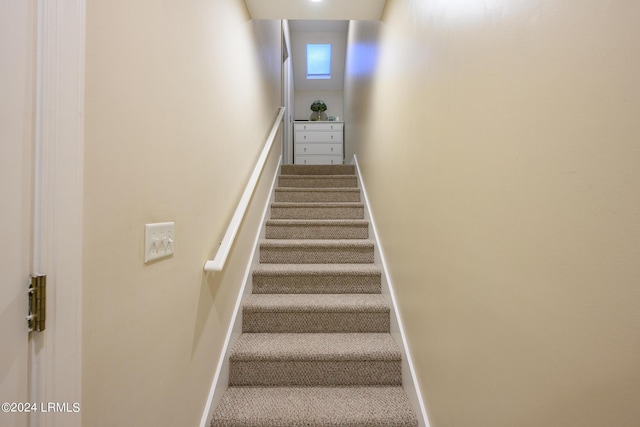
282,56,292,163
282,20,294,164
0,2,36,426
1,2,84,426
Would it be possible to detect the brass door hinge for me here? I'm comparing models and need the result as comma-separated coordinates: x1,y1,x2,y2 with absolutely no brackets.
28,274,46,332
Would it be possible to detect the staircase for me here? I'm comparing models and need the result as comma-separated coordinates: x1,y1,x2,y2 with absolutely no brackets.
210,164,418,427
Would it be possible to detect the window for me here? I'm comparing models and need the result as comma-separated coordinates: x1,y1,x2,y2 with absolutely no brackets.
306,44,331,79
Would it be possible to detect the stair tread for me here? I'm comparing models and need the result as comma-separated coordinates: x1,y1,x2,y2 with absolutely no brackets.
266,219,368,225
260,240,374,264
252,264,382,295
270,202,365,220
278,174,358,188
275,187,360,192
230,333,400,361
260,239,374,247
253,263,381,275
211,386,418,427
279,174,356,178
280,164,356,175
244,293,388,312
271,201,364,206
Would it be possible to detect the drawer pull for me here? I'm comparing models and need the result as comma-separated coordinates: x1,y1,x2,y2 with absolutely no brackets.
304,148,307,152
331,147,334,152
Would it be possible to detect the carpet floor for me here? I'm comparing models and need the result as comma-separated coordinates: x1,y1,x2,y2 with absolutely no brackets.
210,164,418,427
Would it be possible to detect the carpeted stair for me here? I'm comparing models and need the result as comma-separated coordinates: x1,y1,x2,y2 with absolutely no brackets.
210,164,418,427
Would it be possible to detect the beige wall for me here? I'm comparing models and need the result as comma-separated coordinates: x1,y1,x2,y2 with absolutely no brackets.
83,0,281,425
345,1,640,426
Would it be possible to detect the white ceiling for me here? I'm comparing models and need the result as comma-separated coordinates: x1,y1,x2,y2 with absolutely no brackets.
288,20,349,33
244,0,387,21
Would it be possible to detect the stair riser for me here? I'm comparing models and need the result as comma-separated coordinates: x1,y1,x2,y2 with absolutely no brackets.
243,311,390,333
278,176,358,188
252,274,381,294
260,247,374,264
265,224,368,239
229,360,401,386
271,206,364,220
275,190,361,203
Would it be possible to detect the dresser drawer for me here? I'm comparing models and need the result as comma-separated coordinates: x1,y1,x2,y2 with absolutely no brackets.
296,143,342,155
294,122,343,132
295,155,343,165
295,131,343,143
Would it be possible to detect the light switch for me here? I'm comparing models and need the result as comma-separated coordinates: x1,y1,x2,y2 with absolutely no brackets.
144,222,174,263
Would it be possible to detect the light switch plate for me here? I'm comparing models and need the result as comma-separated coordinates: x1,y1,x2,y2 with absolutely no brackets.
144,222,175,263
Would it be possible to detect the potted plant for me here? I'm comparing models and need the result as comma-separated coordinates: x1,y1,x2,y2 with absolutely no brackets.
310,100,328,121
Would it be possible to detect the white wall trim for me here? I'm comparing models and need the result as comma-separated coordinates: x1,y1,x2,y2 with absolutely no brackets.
353,155,431,427
199,157,282,427
30,0,85,426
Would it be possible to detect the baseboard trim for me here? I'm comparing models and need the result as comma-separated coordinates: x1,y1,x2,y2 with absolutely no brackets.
199,156,282,427
352,155,430,427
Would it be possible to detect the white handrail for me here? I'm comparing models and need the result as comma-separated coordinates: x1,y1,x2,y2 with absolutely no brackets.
204,107,285,272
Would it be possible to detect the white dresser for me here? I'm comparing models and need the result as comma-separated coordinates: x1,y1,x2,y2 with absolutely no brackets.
294,121,344,165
